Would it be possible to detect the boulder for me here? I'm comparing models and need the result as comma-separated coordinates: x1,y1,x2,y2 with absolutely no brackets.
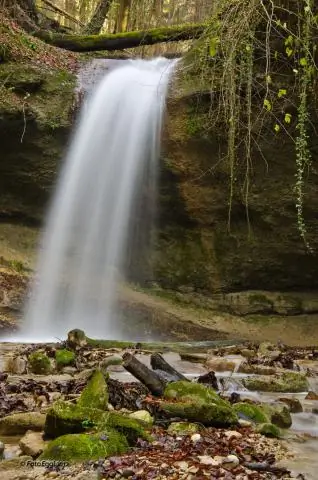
162,381,238,427
242,372,309,393
19,430,46,457
40,430,128,462
205,357,236,372
233,402,269,424
28,351,51,375
0,412,46,435
67,329,87,348
5,356,27,374
262,403,292,429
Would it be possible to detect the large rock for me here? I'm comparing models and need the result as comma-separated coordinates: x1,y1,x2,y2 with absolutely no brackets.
40,430,128,462
162,381,238,427
242,372,309,393
77,369,108,410
0,412,46,435
19,430,46,457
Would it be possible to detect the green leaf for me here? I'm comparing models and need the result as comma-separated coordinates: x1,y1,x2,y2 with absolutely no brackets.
284,113,292,124
265,75,272,84
299,57,307,67
263,99,272,111
278,89,287,98
274,123,280,132
209,37,219,57
284,35,294,46
286,47,293,57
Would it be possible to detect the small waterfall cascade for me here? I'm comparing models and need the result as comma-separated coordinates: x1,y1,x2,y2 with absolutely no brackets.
20,57,176,341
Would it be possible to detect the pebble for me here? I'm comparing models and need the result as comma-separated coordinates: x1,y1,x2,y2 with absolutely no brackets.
223,454,240,467
174,461,189,471
224,430,242,439
198,455,221,466
190,433,201,443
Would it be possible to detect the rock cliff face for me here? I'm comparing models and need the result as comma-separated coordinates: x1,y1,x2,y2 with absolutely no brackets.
156,89,318,294
0,63,76,222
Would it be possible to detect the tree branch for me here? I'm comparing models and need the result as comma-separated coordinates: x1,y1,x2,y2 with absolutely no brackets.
35,23,206,52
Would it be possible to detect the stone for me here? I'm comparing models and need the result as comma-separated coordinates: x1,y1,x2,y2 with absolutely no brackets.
67,329,87,348
256,423,281,438
262,402,292,428
205,357,236,372
198,455,219,466
233,402,269,424
258,342,281,361
0,456,32,472
40,430,128,462
19,431,46,457
190,433,201,443
238,419,252,427
278,397,303,413
223,454,240,468
242,372,309,393
174,461,189,471
240,349,256,359
167,422,199,436
238,363,276,375
62,367,77,375
5,356,27,375
224,430,242,439
0,413,46,435
128,410,153,426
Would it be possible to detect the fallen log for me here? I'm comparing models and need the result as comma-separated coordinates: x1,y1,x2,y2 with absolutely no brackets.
35,23,206,52
122,352,165,397
150,353,188,382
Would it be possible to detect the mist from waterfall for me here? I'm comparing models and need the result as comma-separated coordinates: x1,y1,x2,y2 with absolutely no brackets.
18,58,176,341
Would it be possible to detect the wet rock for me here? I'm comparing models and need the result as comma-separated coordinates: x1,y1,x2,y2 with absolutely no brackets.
262,402,292,428
5,356,27,375
258,342,281,361
196,371,218,389
238,363,277,375
0,412,46,435
305,391,318,400
128,410,153,426
233,402,269,424
278,397,303,413
256,423,281,438
205,357,236,372
167,422,199,436
19,430,46,457
67,329,87,348
242,371,309,393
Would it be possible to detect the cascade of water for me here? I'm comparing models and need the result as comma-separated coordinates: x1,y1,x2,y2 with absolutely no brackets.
18,57,176,342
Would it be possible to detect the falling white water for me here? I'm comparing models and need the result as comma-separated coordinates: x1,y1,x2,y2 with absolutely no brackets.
17,58,176,342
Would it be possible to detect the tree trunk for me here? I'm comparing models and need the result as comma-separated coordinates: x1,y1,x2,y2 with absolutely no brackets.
150,353,188,382
84,0,112,35
36,23,206,52
116,0,131,33
122,352,165,397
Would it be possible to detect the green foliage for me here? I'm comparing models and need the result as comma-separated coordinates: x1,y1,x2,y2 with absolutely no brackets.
185,0,318,247
28,351,51,375
55,349,76,369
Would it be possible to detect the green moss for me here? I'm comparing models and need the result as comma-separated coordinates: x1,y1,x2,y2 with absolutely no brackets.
256,423,281,438
67,329,87,348
164,381,224,405
55,349,75,369
162,401,238,427
167,422,200,436
261,404,292,429
28,351,51,375
44,402,151,444
40,430,128,462
243,372,309,393
77,370,108,410
233,402,269,424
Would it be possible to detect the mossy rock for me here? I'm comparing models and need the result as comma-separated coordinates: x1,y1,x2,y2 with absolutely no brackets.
262,403,292,429
233,402,269,424
164,381,225,405
44,402,151,444
256,423,281,438
40,430,128,462
28,351,51,375
161,401,238,427
67,329,87,348
167,421,200,436
0,412,46,435
77,369,108,410
55,349,76,370
242,372,309,393
128,410,153,426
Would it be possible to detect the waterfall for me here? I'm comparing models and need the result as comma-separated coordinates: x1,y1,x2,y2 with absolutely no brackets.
19,58,176,341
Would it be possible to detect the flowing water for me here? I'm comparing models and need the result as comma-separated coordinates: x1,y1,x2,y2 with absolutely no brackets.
17,58,176,341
